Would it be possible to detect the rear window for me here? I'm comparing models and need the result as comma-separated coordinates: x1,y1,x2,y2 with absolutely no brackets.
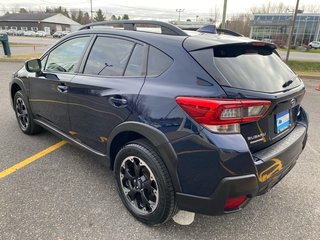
192,44,300,93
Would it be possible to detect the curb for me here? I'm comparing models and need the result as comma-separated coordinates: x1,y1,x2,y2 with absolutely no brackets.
298,74,320,80
0,58,26,62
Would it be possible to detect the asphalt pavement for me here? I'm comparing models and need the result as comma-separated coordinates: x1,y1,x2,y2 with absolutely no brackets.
0,62,320,240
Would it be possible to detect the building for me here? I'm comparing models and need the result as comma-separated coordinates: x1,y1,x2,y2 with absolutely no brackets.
0,13,81,34
250,13,320,46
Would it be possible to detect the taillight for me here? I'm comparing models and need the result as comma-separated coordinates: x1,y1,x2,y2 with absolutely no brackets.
224,195,247,211
176,97,270,133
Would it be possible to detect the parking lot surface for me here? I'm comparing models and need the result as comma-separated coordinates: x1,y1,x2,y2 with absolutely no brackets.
0,62,319,240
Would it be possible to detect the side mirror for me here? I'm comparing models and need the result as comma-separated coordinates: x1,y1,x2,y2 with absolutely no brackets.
25,59,42,73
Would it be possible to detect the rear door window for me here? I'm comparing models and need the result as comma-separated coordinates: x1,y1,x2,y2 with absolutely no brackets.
124,44,147,77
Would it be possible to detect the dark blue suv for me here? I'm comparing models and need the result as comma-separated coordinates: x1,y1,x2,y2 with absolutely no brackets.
10,21,308,225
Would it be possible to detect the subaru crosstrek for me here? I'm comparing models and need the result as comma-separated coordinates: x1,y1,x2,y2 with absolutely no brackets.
10,21,308,225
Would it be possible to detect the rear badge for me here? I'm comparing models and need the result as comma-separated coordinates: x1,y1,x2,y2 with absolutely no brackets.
275,110,290,133
248,132,266,144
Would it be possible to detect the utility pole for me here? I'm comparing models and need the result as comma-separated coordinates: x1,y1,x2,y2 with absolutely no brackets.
221,0,227,29
176,9,184,22
285,0,300,63
90,0,93,22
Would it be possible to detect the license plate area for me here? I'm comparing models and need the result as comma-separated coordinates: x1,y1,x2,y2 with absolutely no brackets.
275,110,290,134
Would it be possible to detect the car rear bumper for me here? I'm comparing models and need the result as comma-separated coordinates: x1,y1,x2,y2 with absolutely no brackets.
176,174,259,215
253,123,307,194
176,122,307,215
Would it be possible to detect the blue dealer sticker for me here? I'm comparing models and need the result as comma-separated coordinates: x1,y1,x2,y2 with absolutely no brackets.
276,110,290,133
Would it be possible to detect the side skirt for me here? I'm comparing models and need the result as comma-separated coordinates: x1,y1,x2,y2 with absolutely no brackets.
34,119,110,166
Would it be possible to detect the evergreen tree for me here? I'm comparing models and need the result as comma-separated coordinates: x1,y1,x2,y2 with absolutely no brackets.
77,10,84,23
94,9,106,22
19,8,28,13
83,12,91,24
122,14,129,20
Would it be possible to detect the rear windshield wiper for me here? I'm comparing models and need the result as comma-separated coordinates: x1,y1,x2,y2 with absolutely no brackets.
282,75,298,88
282,80,293,88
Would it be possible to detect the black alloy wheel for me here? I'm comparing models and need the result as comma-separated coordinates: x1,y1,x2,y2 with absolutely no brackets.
14,91,41,135
120,156,159,214
15,96,29,131
114,140,176,225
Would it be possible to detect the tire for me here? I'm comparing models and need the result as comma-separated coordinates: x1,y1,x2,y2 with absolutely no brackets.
14,91,42,135
114,139,176,225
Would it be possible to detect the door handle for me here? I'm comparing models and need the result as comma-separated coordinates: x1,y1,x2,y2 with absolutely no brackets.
109,96,128,108
57,84,68,93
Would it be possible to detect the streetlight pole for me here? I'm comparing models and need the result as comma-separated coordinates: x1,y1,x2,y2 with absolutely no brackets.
285,0,300,63
176,9,184,22
221,0,228,29
90,0,93,22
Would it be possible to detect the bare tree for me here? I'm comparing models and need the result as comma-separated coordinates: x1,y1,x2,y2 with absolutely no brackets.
225,14,251,37
301,4,320,13
250,2,291,14
213,4,220,23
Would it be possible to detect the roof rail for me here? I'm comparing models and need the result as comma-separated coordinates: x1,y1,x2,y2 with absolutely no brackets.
78,20,188,36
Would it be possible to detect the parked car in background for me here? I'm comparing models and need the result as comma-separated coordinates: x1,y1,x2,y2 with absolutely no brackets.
15,30,24,36
308,41,320,49
24,30,36,37
35,31,47,37
62,30,71,36
7,29,17,35
10,20,308,226
52,31,64,38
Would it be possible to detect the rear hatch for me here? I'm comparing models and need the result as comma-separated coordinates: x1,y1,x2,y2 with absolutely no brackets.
184,35,305,152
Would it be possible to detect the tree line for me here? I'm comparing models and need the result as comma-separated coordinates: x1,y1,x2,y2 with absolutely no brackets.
9,6,129,24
